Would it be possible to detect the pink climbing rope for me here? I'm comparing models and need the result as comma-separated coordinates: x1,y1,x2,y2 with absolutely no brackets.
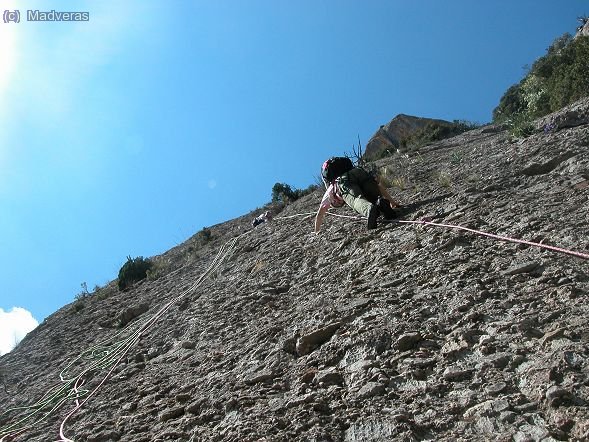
279,211,589,260
398,218,589,260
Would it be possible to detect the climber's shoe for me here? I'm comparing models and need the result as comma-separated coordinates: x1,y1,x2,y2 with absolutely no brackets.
377,196,397,220
367,204,380,230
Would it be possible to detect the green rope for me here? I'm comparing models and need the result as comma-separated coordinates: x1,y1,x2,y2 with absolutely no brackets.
0,230,251,442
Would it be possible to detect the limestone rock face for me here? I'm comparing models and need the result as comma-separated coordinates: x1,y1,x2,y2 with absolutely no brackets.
1,98,589,441
536,96,589,131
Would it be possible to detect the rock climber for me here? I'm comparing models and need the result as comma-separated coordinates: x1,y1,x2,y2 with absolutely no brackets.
252,210,273,227
315,157,401,233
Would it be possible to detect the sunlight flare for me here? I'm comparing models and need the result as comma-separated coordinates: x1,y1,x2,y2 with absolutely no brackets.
0,1,17,101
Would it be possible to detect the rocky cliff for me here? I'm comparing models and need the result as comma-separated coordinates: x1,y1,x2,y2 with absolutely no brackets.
1,99,589,442
364,114,452,160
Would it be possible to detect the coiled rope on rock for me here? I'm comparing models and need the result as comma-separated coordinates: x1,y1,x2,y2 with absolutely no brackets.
0,230,250,442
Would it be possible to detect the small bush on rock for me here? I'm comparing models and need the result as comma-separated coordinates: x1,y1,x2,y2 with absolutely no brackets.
271,182,318,204
118,256,153,291
271,182,298,203
195,227,212,243
74,282,90,301
183,227,215,264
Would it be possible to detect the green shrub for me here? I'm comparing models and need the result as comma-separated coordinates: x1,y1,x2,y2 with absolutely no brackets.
195,227,212,243
271,182,318,204
74,282,90,301
118,256,153,291
546,36,589,109
493,84,526,123
494,33,589,125
271,182,297,203
71,282,91,313
70,283,111,313
71,300,86,313
521,74,550,117
183,227,214,264
435,171,453,188
506,112,535,139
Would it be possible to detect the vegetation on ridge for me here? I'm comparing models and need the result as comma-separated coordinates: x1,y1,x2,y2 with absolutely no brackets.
398,120,481,152
493,32,589,136
271,182,318,204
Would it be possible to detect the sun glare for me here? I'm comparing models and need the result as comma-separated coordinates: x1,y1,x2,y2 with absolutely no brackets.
0,4,17,101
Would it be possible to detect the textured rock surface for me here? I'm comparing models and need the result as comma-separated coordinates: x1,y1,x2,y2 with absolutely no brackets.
1,100,589,441
537,97,589,132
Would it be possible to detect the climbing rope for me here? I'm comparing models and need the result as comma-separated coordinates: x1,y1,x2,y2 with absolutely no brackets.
399,218,589,260
0,230,251,442
2,206,587,440
278,210,589,260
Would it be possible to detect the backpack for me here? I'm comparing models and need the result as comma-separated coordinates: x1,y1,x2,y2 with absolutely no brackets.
321,157,354,184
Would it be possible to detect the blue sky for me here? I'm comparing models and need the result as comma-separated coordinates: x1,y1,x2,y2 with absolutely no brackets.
0,0,586,351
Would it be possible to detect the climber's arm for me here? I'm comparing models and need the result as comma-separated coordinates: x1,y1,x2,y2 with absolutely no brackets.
314,205,329,233
377,180,401,207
